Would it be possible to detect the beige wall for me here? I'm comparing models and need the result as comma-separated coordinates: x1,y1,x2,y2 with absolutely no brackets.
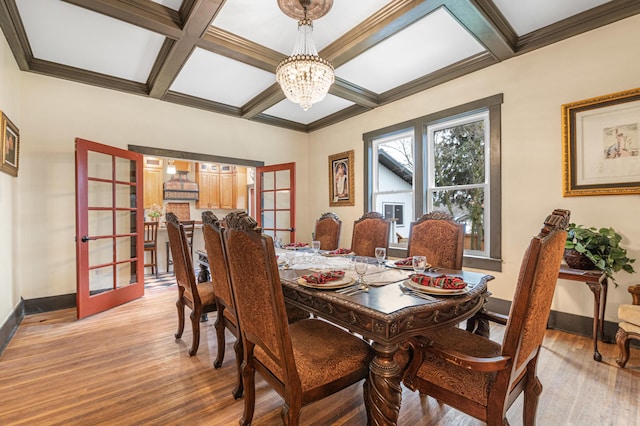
307,15,640,322
13,71,307,302
0,35,22,327
1,14,639,327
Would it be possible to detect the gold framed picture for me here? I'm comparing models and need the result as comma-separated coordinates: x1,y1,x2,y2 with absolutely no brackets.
328,150,354,206
562,87,640,196
1,111,19,177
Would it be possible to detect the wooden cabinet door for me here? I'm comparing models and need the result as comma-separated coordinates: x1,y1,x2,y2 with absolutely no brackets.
196,163,221,209
143,166,163,208
210,172,220,208
219,173,234,209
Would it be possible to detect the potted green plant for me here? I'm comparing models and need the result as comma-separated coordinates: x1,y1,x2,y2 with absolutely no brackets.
564,223,635,286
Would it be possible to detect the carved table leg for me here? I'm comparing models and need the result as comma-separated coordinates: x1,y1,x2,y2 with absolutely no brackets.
586,280,603,362
363,342,402,426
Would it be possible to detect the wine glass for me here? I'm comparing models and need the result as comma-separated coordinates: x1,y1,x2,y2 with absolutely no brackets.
375,247,386,268
355,256,369,291
412,255,427,274
284,251,296,269
311,240,321,259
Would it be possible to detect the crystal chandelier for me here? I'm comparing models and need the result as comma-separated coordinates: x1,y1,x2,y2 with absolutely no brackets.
276,0,335,111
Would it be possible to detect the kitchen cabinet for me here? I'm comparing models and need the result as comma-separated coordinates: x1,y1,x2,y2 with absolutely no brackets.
143,157,163,208
196,163,248,210
196,163,220,209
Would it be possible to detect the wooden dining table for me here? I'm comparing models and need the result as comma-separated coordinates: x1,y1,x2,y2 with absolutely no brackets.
279,263,493,426
195,249,494,425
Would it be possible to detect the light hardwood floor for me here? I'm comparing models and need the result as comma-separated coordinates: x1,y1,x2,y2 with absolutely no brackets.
1,285,638,425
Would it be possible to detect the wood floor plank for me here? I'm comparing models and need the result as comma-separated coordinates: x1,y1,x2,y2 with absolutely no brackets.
1,286,638,425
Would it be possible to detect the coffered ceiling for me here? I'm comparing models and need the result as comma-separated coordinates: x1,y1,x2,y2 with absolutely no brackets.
1,0,638,132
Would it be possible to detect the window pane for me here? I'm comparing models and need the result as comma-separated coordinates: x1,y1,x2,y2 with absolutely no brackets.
433,120,485,187
431,188,485,252
376,137,413,191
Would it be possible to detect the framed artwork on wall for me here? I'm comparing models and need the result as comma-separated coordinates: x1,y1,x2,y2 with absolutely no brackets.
562,87,640,196
328,150,354,206
1,111,19,177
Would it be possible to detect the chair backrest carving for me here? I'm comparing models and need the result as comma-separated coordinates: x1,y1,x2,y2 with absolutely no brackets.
407,211,465,269
165,212,200,305
314,212,341,250
499,209,570,387
223,211,296,385
202,211,234,315
351,212,390,257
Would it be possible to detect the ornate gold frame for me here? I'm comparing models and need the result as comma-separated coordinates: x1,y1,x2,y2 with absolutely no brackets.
328,150,354,207
0,111,19,177
562,87,640,196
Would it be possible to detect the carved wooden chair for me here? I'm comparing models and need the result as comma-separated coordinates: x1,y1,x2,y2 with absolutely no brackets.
616,284,640,368
167,220,195,274
201,211,243,398
223,211,372,426
143,221,159,278
314,212,341,251
165,212,216,356
407,211,465,269
403,209,570,426
350,212,390,257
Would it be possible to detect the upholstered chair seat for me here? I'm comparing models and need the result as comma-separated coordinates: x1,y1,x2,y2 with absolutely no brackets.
616,284,640,368
253,319,372,393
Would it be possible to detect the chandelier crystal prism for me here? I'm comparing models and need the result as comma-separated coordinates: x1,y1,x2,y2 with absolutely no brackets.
276,2,335,111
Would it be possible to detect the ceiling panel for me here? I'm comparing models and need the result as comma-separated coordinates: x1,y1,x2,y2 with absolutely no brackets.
2,0,635,131
264,94,354,125
493,0,612,36
150,0,183,11
16,0,166,83
335,7,485,94
211,0,391,54
170,48,276,107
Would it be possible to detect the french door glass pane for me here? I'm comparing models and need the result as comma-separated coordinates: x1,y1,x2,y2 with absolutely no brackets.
262,171,275,190
116,261,136,289
87,151,112,180
275,170,290,189
89,265,113,295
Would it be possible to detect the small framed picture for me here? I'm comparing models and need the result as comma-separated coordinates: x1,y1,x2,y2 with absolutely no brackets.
562,87,640,196
1,111,19,177
328,150,354,206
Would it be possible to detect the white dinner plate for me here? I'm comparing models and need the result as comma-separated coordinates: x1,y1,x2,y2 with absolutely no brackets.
297,276,354,289
404,278,467,295
385,260,431,270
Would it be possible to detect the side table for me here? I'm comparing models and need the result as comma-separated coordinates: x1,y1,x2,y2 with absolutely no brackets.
557,265,608,361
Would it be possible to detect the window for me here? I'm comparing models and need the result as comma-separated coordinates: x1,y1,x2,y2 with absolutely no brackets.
371,131,414,246
364,94,502,271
